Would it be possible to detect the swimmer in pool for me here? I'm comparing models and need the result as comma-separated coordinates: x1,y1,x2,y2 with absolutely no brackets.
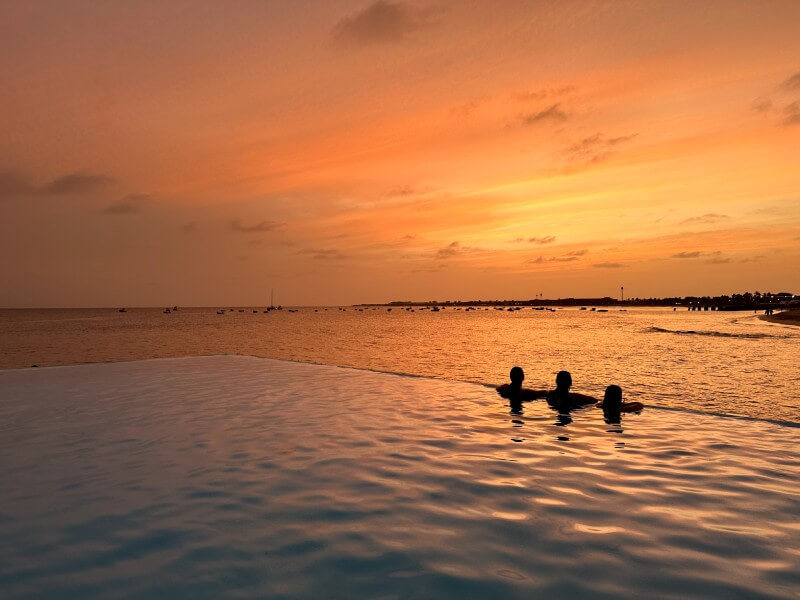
597,385,644,422
546,370,598,413
496,366,548,411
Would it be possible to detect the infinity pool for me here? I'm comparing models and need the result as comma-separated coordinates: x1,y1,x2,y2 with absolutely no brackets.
1,356,797,598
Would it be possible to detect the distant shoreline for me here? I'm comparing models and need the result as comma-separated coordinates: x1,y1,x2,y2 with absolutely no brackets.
759,309,800,326
358,300,797,311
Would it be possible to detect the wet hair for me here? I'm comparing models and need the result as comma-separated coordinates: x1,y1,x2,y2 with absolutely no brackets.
604,385,623,412
555,370,572,389
509,366,524,386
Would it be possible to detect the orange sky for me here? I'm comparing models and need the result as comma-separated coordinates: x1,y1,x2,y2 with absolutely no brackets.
1,0,799,306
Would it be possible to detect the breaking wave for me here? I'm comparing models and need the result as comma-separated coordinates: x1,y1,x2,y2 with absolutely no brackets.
645,326,795,340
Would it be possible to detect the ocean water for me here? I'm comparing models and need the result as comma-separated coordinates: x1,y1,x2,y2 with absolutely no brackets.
0,356,797,599
1,307,798,422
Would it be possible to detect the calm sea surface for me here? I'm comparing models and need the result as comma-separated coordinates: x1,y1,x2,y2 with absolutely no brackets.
1,307,798,423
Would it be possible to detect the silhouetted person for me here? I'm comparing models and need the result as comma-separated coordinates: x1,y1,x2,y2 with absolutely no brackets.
496,366,547,412
597,384,644,422
546,370,598,413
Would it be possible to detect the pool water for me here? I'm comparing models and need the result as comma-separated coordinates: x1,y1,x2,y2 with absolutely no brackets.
0,356,798,598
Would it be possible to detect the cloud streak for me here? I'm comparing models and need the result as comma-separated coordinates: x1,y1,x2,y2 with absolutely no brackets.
0,169,115,198
528,235,556,244
781,71,800,91
782,101,800,126
102,194,148,215
671,250,723,259
230,219,284,233
564,133,637,164
513,86,575,102
298,248,348,260
332,1,434,47
520,104,569,125
680,213,729,225
527,249,588,263
437,241,461,258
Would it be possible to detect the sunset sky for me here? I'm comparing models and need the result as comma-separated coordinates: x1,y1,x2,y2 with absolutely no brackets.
1,0,799,306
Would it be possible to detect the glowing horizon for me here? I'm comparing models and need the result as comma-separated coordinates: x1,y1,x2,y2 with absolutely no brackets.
1,1,798,307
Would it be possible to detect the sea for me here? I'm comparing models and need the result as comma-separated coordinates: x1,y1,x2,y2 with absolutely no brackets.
1,308,798,598
1,306,798,423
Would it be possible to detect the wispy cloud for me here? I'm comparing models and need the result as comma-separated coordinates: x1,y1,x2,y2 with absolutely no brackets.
529,255,576,263
707,256,731,264
181,222,197,233
298,248,348,260
563,133,637,164
593,262,625,268
513,86,575,102
230,219,284,233
388,184,417,197
527,249,587,263
512,235,556,244
437,240,461,258
740,255,767,263
332,1,435,47
102,193,148,215
781,71,800,91
528,235,556,244
43,172,116,195
671,250,723,259
450,98,485,119
433,240,485,259
520,104,569,125
781,101,800,126
680,213,730,225
0,168,115,198
751,97,773,113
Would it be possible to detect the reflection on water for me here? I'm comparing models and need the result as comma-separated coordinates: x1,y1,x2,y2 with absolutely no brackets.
1,356,798,599
1,307,799,424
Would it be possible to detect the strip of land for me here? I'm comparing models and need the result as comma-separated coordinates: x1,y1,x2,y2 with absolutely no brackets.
760,309,800,326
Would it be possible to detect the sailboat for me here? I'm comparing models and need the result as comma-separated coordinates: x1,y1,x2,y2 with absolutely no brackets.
264,288,276,313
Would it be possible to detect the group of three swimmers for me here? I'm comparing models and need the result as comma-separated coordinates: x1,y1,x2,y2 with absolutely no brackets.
496,366,643,421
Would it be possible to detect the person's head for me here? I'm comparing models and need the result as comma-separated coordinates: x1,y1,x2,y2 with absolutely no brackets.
604,385,623,412
555,370,572,391
509,366,524,388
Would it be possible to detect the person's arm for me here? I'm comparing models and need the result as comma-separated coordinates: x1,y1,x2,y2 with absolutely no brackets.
620,402,644,412
519,388,548,401
568,392,599,406
496,383,511,398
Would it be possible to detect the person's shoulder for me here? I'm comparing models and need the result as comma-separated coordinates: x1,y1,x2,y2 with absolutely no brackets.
621,402,644,412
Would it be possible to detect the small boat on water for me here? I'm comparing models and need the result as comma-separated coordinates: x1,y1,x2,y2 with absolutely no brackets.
163,308,171,314
118,308,127,313
597,309,608,313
